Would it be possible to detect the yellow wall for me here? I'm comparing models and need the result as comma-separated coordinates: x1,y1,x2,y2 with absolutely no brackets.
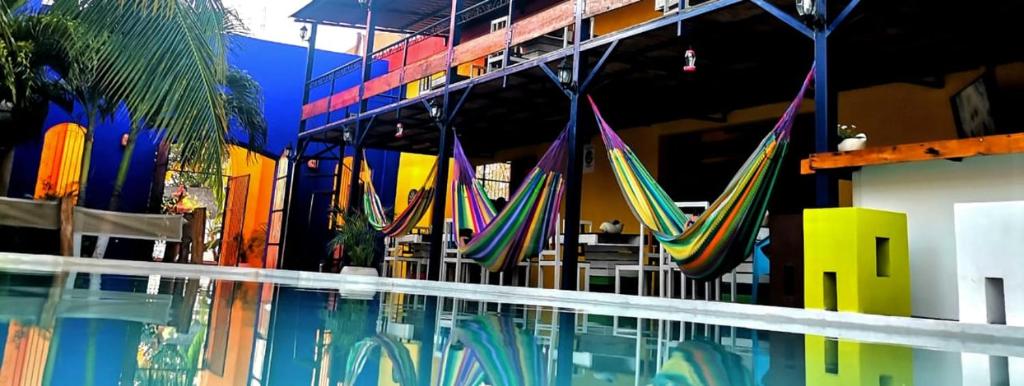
593,0,662,36
393,153,454,228
481,63,1024,234
805,337,913,386
226,146,277,267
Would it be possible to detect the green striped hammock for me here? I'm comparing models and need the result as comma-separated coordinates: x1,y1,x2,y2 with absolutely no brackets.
439,315,548,386
344,333,418,386
458,128,569,272
589,69,814,280
363,158,438,237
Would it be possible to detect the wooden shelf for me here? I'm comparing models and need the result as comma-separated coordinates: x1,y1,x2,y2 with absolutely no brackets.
800,133,1024,175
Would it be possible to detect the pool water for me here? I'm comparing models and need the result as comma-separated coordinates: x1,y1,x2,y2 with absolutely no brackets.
0,267,1018,386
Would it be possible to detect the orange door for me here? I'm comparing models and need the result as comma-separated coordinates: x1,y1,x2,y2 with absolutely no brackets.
219,175,250,266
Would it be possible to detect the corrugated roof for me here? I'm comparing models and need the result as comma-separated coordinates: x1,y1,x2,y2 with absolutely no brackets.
291,0,489,34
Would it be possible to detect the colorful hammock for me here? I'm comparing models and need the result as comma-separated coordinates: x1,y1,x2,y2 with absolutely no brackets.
589,69,814,280
460,129,569,272
450,135,498,247
440,316,547,386
653,341,752,386
364,158,438,237
344,333,418,386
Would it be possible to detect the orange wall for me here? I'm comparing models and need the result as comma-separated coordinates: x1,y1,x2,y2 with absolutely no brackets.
593,0,662,36
0,322,50,386
226,146,277,267
34,123,85,200
200,282,259,386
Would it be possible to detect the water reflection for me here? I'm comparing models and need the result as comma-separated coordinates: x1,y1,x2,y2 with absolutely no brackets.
0,270,1017,385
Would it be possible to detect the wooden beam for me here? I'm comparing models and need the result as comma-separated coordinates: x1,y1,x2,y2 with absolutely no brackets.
301,0,642,120
800,133,1024,174
59,196,73,256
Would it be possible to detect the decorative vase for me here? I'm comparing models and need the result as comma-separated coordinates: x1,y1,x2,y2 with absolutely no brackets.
837,134,868,152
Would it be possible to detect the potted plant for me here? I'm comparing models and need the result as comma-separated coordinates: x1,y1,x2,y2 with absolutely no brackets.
837,124,868,152
329,211,379,277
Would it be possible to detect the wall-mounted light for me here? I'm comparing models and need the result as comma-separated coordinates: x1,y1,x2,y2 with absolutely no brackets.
121,133,130,147
557,58,573,88
428,101,442,121
795,0,815,17
342,126,354,143
395,122,405,138
683,48,697,73
307,159,319,169
299,25,309,42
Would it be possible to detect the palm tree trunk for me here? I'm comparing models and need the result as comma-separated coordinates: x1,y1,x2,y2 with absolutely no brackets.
77,109,98,206
108,121,140,211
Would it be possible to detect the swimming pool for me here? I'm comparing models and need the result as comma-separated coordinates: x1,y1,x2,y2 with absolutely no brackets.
0,253,1020,385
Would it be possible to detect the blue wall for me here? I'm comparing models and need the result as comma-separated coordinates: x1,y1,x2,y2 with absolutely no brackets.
7,105,159,212
7,36,400,212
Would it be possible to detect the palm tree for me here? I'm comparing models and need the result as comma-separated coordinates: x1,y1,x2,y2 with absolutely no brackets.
50,0,242,206
108,67,268,210
0,0,72,194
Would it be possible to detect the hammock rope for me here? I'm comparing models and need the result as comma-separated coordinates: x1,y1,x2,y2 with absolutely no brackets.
589,69,815,280
459,128,569,272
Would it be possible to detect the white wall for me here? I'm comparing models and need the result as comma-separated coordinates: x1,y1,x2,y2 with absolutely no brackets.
852,153,1024,320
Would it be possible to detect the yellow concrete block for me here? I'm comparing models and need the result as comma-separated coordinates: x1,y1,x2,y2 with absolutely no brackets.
805,336,913,386
804,208,911,316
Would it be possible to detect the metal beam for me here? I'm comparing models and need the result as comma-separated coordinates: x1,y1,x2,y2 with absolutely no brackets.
297,0,747,142
427,0,464,282
298,23,319,133
813,0,838,207
560,0,586,292
346,0,377,215
829,0,862,34
749,0,814,39
580,40,619,92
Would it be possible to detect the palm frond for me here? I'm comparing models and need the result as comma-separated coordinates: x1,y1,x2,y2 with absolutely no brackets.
225,67,267,153
51,0,241,188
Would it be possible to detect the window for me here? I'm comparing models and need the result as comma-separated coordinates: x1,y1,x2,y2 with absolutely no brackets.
875,237,891,277
475,162,511,201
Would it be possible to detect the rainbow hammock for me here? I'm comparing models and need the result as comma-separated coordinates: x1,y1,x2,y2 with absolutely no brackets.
653,341,752,386
344,333,418,386
450,135,498,246
363,158,438,237
589,69,814,280
459,128,569,272
440,316,547,386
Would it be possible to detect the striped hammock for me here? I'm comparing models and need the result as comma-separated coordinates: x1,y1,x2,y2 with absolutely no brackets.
344,334,418,386
460,128,569,272
450,135,497,247
440,316,547,386
653,341,752,386
364,158,438,237
589,69,814,280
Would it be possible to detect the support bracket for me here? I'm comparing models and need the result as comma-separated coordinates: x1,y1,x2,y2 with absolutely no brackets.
749,0,814,39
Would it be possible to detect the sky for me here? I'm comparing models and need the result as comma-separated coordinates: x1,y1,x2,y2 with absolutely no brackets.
222,0,360,53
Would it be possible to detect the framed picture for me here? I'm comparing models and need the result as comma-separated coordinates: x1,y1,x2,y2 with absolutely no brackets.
951,73,999,138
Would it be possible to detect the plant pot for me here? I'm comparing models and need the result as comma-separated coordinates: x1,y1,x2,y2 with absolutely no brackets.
339,266,378,300
341,266,379,277
837,137,867,152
